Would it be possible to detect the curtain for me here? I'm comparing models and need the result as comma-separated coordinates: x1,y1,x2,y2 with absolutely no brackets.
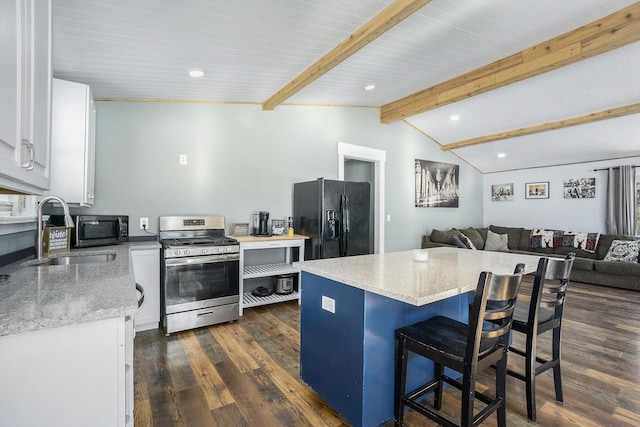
605,165,637,235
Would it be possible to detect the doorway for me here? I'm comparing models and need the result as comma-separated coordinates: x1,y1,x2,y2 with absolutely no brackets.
338,142,386,254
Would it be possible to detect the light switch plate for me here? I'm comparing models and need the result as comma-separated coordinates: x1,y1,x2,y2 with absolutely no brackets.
321,296,335,313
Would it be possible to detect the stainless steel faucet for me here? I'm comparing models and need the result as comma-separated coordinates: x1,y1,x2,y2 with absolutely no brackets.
36,196,75,259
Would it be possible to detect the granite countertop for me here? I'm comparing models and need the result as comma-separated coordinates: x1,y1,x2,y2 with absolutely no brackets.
129,240,162,250
0,243,140,337
294,246,542,306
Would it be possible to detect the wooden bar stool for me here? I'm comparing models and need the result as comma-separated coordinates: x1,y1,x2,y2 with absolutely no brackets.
507,253,575,421
394,266,524,427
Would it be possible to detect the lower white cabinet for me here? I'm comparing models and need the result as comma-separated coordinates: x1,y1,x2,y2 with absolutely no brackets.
132,245,161,331
0,316,134,427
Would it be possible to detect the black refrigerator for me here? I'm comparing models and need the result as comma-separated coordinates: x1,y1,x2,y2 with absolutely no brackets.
293,178,371,260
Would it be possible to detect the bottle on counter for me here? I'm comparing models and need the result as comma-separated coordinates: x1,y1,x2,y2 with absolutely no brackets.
287,216,294,236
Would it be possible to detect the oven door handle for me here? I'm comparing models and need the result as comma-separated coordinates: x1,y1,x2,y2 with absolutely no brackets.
164,253,239,266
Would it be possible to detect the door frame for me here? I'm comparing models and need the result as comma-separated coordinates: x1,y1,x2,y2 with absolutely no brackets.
338,142,386,254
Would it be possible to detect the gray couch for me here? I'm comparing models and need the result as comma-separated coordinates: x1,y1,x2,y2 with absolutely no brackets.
422,225,640,291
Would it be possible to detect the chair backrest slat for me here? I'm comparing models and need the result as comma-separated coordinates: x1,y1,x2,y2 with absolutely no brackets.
528,253,575,328
466,269,523,364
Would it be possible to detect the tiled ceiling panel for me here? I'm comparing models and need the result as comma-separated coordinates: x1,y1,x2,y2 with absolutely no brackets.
53,0,394,101
52,0,640,173
287,0,638,105
406,43,640,145
452,114,640,173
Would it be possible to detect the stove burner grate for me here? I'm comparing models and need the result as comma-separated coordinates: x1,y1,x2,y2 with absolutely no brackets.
161,237,238,247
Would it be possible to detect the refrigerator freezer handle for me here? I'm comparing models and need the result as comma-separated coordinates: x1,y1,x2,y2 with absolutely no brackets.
341,194,349,256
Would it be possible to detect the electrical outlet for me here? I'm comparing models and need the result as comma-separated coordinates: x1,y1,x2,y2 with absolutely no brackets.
322,296,335,313
179,154,187,165
140,217,149,230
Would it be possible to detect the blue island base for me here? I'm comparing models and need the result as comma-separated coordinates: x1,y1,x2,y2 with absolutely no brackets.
300,272,471,427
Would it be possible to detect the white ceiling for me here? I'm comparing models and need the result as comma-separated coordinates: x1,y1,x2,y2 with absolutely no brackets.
52,0,640,173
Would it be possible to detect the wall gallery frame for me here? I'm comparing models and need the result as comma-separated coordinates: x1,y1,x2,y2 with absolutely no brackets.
414,159,459,207
563,178,596,198
491,183,514,201
525,181,549,199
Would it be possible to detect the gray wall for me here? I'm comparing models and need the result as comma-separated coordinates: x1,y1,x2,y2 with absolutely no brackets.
74,101,483,252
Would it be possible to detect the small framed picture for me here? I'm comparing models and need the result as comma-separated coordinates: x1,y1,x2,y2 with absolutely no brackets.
491,183,514,201
563,178,595,199
525,182,549,199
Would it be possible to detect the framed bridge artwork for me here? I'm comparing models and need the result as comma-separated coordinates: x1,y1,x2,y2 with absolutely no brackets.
415,159,459,208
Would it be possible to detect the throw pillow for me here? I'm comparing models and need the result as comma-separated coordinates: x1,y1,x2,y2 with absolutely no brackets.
563,231,599,253
459,228,484,249
603,240,640,263
485,229,509,252
531,228,563,248
451,234,468,249
431,229,456,245
460,234,477,250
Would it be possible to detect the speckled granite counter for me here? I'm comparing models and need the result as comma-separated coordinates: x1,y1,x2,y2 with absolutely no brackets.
0,244,139,337
294,246,541,306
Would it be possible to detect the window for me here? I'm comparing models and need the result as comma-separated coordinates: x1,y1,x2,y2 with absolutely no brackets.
0,195,37,235
0,195,36,218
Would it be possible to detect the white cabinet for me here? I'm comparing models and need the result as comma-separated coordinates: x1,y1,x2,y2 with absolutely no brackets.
46,78,96,206
0,0,51,194
0,316,134,427
237,235,306,315
132,245,161,331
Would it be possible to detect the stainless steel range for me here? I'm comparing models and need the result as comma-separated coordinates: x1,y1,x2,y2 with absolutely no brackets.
159,215,240,334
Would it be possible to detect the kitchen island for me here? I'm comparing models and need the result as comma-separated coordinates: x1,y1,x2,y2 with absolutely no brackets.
294,247,542,427
0,244,139,427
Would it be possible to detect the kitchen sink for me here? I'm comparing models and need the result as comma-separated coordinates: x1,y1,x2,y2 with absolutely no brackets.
24,253,116,267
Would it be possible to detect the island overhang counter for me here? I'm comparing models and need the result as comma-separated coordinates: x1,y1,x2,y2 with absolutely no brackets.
293,247,541,427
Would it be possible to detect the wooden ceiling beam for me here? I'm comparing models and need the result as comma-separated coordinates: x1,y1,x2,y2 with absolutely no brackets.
262,0,432,111
440,102,640,151
380,2,640,123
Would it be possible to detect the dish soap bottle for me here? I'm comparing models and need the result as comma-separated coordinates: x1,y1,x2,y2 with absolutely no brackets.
287,217,294,237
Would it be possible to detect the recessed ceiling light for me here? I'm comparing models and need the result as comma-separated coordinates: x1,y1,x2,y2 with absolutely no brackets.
449,114,460,121
188,70,205,78
364,84,376,91
497,152,507,158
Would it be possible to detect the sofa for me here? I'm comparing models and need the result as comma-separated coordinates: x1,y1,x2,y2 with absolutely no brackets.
422,225,640,291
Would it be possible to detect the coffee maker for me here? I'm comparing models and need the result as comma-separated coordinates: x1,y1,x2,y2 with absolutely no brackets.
252,211,270,236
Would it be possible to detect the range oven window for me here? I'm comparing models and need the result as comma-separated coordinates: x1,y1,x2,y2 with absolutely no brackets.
164,258,239,307
80,220,118,240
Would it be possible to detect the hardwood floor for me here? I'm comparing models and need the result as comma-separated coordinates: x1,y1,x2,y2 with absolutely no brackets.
134,280,640,426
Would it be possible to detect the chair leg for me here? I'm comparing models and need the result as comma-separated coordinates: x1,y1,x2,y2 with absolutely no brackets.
525,332,537,421
461,370,475,427
495,354,508,427
394,336,408,426
552,326,564,402
433,362,445,410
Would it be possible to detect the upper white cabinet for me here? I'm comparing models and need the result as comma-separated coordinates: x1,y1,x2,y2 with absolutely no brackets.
0,0,52,194
46,78,96,206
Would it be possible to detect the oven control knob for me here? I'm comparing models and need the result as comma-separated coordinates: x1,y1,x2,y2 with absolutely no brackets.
175,250,181,256
184,249,190,255
201,248,207,255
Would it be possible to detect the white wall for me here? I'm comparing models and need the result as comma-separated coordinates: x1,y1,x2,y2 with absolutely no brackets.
483,157,640,233
80,102,484,253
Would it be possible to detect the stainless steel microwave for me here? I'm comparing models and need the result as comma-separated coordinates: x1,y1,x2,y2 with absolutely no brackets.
50,215,129,248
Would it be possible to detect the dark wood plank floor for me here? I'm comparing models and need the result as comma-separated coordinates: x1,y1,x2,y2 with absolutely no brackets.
134,280,640,426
